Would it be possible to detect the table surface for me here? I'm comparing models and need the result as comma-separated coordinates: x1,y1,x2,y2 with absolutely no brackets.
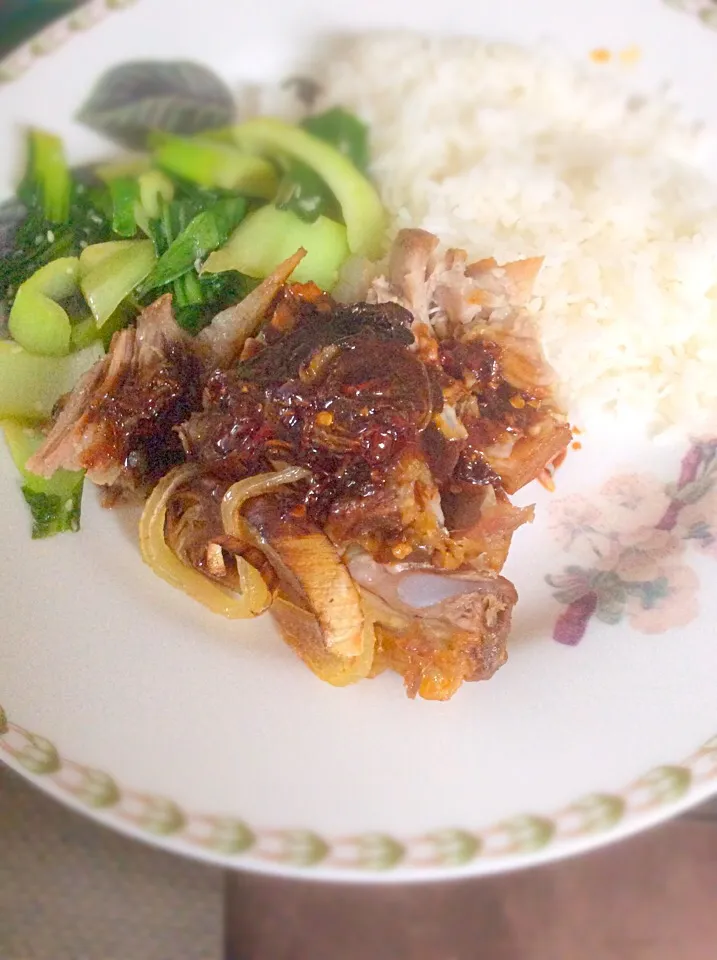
3,763,717,960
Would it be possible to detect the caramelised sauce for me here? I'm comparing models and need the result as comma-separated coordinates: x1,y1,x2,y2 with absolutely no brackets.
179,286,567,560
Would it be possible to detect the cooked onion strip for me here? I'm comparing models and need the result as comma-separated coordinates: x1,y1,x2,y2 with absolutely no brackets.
221,466,311,542
198,249,306,366
140,463,270,618
271,593,376,686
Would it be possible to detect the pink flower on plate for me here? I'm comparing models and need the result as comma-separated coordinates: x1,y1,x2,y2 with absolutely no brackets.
677,485,717,560
600,473,672,530
626,563,700,635
596,527,685,583
548,495,606,551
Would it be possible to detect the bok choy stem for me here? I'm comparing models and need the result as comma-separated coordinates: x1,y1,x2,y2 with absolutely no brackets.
80,239,156,327
110,177,140,237
230,118,386,258
154,134,278,198
0,340,104,422
23,129,72,224
203,204,349,291
8,257,80,356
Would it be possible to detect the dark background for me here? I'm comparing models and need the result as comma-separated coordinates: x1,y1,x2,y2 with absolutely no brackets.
0,0,79,57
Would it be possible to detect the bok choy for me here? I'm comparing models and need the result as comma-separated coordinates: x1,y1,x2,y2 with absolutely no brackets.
2,421,85,539
203,204,349,291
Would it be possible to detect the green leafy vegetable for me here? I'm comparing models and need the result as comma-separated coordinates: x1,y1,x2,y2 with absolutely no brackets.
110,177,140,237
78,239,139,272
203,204,349,291
140,196,246,293
76,60,236,150
232,117,385,257
21,485,83,539
302,108,369,172
275,159,338,224
153,134,278,197
274,109,369,224
0,341,104,422
80,239,156,327
0,198,25,263
8,257,80,356
95,156,151,183
20,129,72,224
173,270,256,334
2,421,84,539
137,170,175,220
69,314,101,351
0,138,112,313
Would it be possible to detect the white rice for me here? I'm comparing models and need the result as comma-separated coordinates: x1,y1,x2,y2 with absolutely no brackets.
262,34,717,435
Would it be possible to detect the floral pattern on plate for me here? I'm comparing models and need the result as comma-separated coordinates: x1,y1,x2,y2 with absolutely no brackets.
547,439,717,644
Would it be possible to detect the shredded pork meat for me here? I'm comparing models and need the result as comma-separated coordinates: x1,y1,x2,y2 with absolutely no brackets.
29,295,204,496
29,230,571,700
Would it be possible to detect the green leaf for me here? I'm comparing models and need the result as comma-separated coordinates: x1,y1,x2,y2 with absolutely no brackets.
3,419,86,541
302,107,370,172
173,270,255,334
77,60,235,150
205,818,255,855
110,177,140,237
591,570,625,595
0,704,7,737
354,833,405,870
17,732,60,775
21,130,72,225
274,108,368,224
153,134,278,197
275,158,338,224
22,483,83,539
0,179,112,311
140,196,246,293
426,829,481,866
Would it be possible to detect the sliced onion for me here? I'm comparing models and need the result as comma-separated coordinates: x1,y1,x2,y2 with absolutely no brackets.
221,466,311,541
198,249,306,366
140,463,270,618
271,593,376,687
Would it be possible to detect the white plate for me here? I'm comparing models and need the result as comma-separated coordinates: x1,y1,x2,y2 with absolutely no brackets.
1,0,717,881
